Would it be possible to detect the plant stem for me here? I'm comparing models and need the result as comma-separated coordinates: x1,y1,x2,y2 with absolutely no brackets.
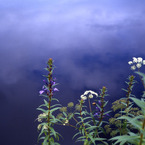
88,97,92,113
47,58,53,142
72,116,79,123
97,86,106,127
80,99,88,139
123,75,134,133
139,118,145,145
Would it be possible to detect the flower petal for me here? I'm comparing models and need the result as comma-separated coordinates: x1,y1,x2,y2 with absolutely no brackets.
39,90,44,94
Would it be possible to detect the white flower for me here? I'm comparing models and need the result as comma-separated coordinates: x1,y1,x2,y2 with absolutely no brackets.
143,60,145,65
84,90,90,95
38,113,47,119
90,91,98,97
88,94,93,99
128,61,133,65
65,120,69,124
38,118,42,122
80,95,87,100
64,118,69,124
131,65,136,70
137,57,143,63
37,124,42,130
132,57,138,63
136,63,142,68
43,125,48,130
42,113,47,117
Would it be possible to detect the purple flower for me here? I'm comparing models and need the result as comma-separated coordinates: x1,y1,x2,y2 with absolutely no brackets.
94,113,98,116
39,90,45,95
98,100,101,104
96,107,100,111
52,81,56,86
39,86,48,95
43,79,48,85
53,88,59,92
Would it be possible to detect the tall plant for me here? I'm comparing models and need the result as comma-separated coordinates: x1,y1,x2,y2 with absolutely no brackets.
36,58,63,145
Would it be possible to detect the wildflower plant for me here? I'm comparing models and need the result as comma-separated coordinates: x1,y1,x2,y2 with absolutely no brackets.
105,75,141,141
72,87,111,145
35,56,145,145
36,58,63,145
109,57,145,145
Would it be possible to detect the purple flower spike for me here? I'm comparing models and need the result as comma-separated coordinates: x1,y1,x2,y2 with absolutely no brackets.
53,88,59,92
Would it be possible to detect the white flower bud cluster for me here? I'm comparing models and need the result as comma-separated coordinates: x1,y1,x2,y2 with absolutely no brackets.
80,90,98,100
37,124,42,130
43,124,48,130
63,118,69,126
128,57,145,70
37,124,48,130
37,113,47,122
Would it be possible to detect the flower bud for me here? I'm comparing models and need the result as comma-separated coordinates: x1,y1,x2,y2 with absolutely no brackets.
88,94,93,99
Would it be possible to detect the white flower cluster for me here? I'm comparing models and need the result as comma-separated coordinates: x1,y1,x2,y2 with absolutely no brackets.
37,113,47,122
128,57,145,70
63,118,69,126
37,124,48,130
80,90,98,101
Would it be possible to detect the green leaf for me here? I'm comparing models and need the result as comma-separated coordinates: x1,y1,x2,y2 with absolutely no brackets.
130,97,145,110
72,132,80,140
51,104,62,109
86,126,96,131
62,112,67,117
75,136,86,142
82,116,92,122
109,135,140,145
52,83,59,88
51,98,60,102
39,94,48,98
50,107,61,113
135,71,145,85
42,136,48,145
117,115,143,130
48,126,57,138
37,108,47,113
88,134,95,144
43,99,48,105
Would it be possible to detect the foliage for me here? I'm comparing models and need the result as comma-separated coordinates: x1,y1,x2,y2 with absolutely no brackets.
35,57,145,145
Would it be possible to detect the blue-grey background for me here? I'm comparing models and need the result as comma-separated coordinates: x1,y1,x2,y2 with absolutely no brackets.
0,0,145,145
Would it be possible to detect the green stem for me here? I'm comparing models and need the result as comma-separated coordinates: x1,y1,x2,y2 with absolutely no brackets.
139,118,145,145
88,97,92,113
80,100,88,139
